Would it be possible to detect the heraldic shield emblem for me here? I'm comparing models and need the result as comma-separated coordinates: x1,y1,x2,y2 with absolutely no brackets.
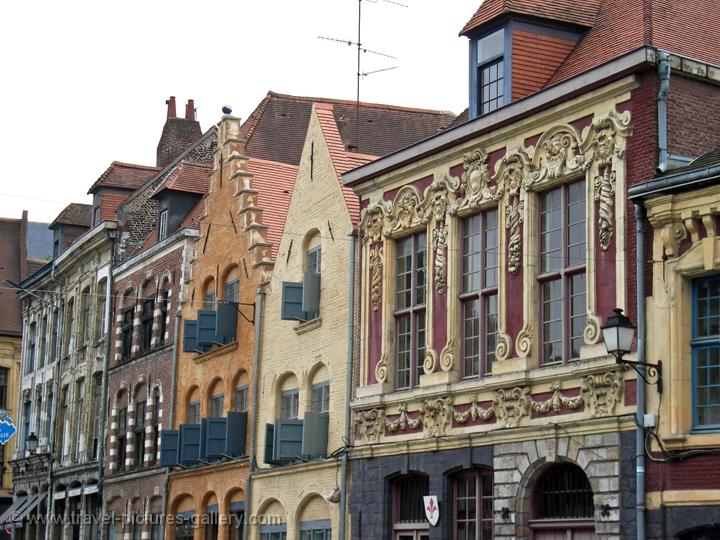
423,495,439,526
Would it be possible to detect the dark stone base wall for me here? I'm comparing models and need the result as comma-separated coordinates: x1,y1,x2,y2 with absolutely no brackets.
349,446,493,540
648,506,720,539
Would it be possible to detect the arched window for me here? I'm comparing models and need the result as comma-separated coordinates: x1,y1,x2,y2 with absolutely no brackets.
203,277,216,310
208,379,225,418
392,474,429,539
151,387,161,465
75,378,85,461
158,278,170,346
120,291,134,361
115,390,129,472
80,286,91,345
64,298,75,356
223,266,240,303
96,278,107,342
133,385,148,469
140,280,156,354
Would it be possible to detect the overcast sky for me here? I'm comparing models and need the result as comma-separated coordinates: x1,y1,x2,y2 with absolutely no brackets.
0,0,480,223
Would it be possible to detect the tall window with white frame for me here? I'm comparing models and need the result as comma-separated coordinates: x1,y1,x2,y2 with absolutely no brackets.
395,232,427,390
75,380,85,461
693,275,720,430
134,400,146,468
116,406,127,472
454,469,493,540
121,304,134,361
538,180,587,364
92,375,102,460
96,279,107,343
210,393,224,417
476,28,505,115
26,322,36,374
39,315,47,369
81,286,91,345
461,211,499,378
311,382,330,413
140,297,154,354
158,209,168,241
281,389,299,420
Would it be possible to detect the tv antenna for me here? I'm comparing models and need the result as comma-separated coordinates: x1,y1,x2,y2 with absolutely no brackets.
318,0,406,151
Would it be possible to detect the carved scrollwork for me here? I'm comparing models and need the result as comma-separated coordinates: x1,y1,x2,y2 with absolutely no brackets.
460,148,495,207
494,387,531,428
375,352,389,384
369,245,383,311
660,221,688,256
530,381,584,413
530,127,586,186
515,325,533,358
581,371,622,417
356,409,385,444
432,224,448,293
582,110,631,168
506,196,524,274
420,397,454,437
594,168,617,250
584,313,603,345
360,201,391,244
423,349,437,375
495,332,511,361
389,186,425,234
495,149,532,196
439,337,456,372
386,403,423,432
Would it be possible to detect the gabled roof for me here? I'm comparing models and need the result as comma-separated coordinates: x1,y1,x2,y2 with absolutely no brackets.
49,203,92,229
87,161,161,194
315,103,376,225
247,158,298,259
460,0,601,35
151,161,211,198
240,91,456,166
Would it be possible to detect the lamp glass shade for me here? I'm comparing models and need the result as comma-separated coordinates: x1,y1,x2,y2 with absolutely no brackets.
601,308,635,357
26,432,38,453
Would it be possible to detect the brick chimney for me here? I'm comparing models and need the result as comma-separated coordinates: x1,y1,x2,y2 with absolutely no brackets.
156,96,202,168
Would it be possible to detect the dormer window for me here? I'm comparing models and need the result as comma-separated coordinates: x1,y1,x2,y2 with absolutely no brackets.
477,28,505,115
158,209,168,241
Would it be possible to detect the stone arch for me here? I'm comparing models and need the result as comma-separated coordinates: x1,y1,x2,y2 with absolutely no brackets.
257,497,287,524
296,492,331,529
120,286,136,310
170,493,195,515
201,491,219,513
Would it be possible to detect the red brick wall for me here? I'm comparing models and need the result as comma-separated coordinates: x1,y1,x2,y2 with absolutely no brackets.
647,454,720,491
512,29,577,101
667,74,720,160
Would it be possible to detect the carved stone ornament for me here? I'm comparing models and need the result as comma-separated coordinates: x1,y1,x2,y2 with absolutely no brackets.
423,349,437,375
494,387,531,428
529,127,587,187
359,201,391,244
660,221,688,257
432,224,448,293
420,397,454,437
594,168,617,250
515,325,533,358
505,196,524,274
495,332,511,362
369,245,383,311
460,148,496,207
583,313,603,345
440,337,456,371
422,177,457,223
356,408,385,444
581,371,622,417
453,396,495,423
582,110,631,168
389,186,425,234
495,149,532,196
530,381,584,413
375,352,389,384
386,403,423,432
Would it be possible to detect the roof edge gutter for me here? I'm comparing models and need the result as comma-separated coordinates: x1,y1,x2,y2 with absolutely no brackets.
628,164,720,200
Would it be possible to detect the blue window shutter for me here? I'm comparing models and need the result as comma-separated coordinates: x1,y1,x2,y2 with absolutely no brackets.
216,302,237,342
197,310,217,347
159,430,179,467
301,270,320,313
179,424,201,464
281,282,304,321
301,412,329,458
275,419,304,461
226,411,248,457
203,417,228,459
264,423,278,464
182,320,198,352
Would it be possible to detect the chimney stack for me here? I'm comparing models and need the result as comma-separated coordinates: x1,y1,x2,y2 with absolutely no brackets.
185,99,196,121
166,96,177,118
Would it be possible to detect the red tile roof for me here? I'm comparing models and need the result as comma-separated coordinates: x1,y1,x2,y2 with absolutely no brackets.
315,104,376,225
99,192,130,223
247,158,298,259
88,161,161,194
151,161,211,198
460,0,601,35
240,91,456,166
49,203,92,228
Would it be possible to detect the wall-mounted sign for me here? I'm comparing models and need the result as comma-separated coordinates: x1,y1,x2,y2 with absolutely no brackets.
0,414,17,445
424,495,439,526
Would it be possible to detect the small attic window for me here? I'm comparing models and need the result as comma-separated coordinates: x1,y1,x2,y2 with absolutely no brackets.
469,27,508,119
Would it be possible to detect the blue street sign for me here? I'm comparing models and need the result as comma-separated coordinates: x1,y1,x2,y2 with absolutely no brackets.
0,414,17,445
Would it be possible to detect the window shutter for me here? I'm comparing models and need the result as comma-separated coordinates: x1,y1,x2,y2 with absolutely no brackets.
226,411,248,457
215,302,237,342
301,412,329,458
197,310,217,347
159,430,179,467
274,419,304,461
281,282,305,321
203,417,228,459
264,423,278,465
182,320,198,352
179,424,201,464
301,270,321,313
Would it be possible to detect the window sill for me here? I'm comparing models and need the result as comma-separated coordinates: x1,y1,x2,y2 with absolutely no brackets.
294,318,322,335
193,341,238,364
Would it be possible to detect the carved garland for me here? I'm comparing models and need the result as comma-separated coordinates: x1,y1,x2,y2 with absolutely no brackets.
355,371,623,444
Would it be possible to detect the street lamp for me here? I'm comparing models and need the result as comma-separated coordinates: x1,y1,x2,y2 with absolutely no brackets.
26,432,38,454
602,308,662,393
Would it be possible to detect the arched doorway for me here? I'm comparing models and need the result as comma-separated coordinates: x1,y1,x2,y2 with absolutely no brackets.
681,527,720,540
529,463,595,540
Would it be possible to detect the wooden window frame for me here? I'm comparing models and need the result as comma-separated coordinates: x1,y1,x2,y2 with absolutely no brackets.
453,469,494,540
692,274,720,431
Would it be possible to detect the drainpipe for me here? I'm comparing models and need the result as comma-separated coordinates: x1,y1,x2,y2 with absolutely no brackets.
163,310,182,532
634,202,647,540
97,232,116,537
656,51,671,174
339,230,357,540
243,286,265,540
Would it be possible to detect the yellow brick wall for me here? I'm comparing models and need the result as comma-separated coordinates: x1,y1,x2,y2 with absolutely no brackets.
250,105,353,539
